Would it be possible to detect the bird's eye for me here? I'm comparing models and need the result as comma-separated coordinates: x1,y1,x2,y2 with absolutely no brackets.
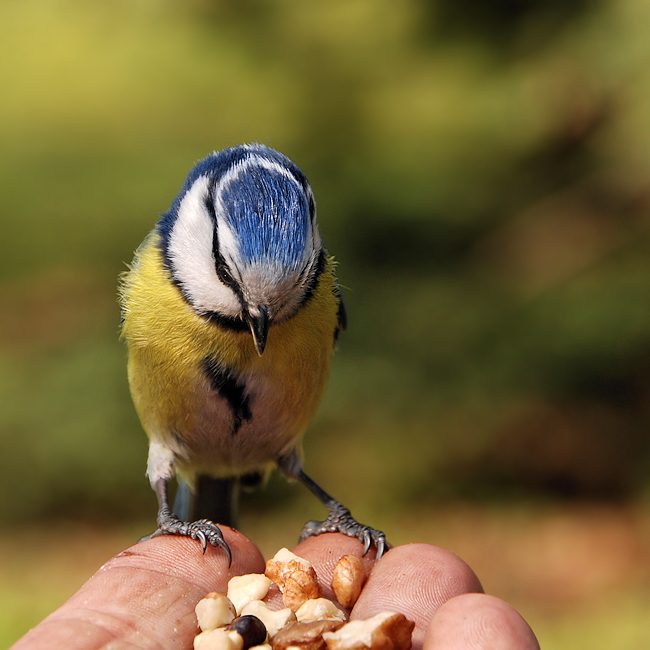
216,262,236,289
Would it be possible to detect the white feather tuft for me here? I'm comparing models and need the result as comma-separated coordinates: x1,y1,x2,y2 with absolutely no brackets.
167,175,241,317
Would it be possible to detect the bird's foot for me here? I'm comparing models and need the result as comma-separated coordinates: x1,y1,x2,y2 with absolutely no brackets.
141,508,232,565
299,504,389,559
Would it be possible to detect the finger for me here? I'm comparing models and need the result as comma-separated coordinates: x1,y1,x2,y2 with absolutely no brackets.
352,544,484,650
424,593,540,650
11,528,265,650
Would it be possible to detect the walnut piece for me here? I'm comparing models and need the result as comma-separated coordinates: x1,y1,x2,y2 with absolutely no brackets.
196,592,237,631
272,619,345,650
282,569,321,611
322,612,414,650
331,556,366,609
265,548,321,611
241,600,296,638
265,548,314,587
295,598,346,624
194,556,413,650
194,628,244,650
227,574,273,615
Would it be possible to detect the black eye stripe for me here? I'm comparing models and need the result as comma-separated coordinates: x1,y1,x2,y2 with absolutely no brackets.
203,176,218,222
212,228,246,303
298,248,326,307
216,262,234,285
308,191,316,221
203,310,249,331
207,175,246,303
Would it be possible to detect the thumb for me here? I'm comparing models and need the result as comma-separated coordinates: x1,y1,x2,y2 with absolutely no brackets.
11,529,264,650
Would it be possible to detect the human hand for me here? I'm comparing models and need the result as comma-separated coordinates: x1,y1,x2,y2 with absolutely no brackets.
11,529,539,650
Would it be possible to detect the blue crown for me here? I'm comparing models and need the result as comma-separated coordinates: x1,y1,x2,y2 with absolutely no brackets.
159,145,314,272
218,155,310,269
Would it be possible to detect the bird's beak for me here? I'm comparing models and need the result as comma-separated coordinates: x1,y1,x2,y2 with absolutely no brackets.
247,307,269,356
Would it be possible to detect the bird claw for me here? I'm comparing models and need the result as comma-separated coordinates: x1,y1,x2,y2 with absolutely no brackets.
143,511,232,565
299,505,389,559
190,518,233,565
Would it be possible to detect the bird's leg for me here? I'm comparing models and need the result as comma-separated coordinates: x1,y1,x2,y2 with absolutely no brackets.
278,455,389,559
141,477,232,565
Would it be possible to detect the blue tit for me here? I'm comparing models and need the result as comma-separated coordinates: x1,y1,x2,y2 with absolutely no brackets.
120,144,387,561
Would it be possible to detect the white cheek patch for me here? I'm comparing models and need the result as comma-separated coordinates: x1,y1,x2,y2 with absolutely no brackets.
213,212,240,273
167,175,242,317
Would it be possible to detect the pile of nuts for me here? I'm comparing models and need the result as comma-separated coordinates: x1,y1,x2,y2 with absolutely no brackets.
193,548,414,650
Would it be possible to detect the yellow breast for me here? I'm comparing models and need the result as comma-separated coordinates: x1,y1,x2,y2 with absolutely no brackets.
120,231,341,476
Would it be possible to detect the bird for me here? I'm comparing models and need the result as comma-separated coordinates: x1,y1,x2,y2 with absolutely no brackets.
120,144,387,561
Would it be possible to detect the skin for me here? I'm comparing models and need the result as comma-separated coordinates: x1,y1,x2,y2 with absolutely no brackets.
11,532,539,650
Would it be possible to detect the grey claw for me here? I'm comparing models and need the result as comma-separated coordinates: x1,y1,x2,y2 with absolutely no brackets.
361,531,371,556
151,510,232,563
219,538,233,567
194,519,232,566
195,530,207,553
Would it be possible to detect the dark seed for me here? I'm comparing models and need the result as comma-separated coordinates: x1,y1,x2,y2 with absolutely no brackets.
227,615,267,648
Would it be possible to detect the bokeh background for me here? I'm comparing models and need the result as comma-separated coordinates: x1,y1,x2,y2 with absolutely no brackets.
2,0,650,647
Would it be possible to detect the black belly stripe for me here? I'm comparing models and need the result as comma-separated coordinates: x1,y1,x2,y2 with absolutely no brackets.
201,356,252,434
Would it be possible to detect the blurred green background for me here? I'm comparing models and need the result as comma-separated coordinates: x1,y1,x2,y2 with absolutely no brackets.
2,0,650,647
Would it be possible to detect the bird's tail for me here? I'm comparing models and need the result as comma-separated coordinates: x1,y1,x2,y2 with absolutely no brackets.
173,472,264,528
174,475,240,527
